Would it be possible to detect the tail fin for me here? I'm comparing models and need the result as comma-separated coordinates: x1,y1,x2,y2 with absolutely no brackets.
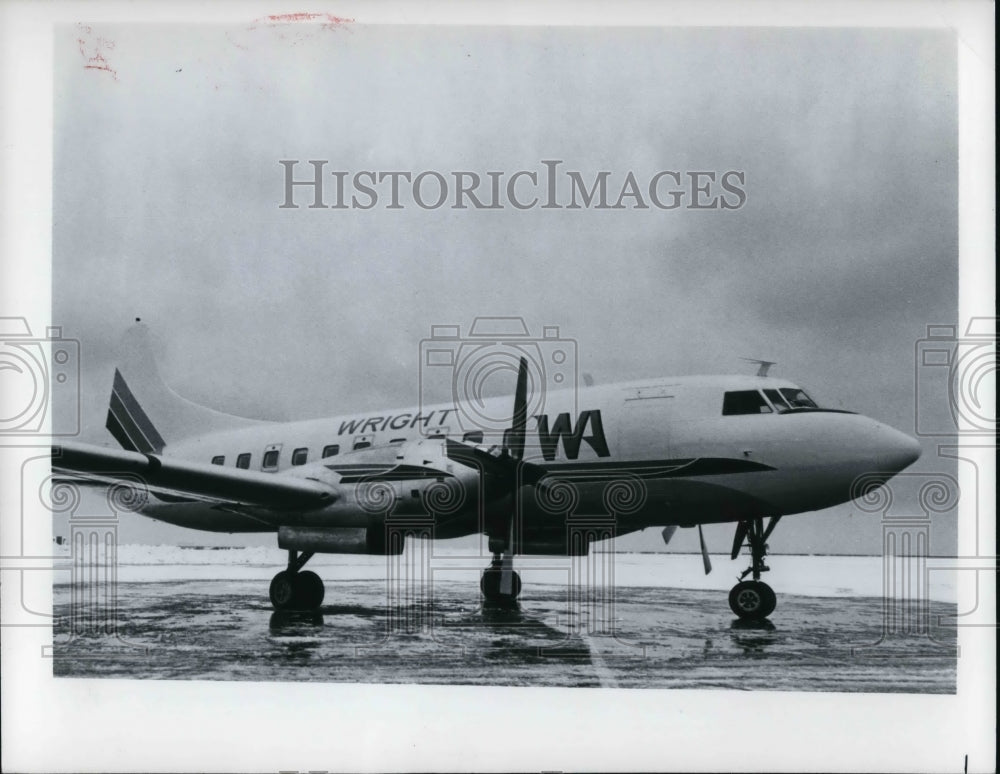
105,322,267,451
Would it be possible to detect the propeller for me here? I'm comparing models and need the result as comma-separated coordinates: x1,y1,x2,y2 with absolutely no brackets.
497,356,529,595
697,524,712,575
442,356,535,601
508,355,529,461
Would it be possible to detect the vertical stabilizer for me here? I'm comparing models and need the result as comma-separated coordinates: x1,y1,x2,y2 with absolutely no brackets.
105,322,267,450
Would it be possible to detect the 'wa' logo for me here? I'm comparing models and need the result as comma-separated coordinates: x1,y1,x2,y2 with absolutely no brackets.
534,410,610,461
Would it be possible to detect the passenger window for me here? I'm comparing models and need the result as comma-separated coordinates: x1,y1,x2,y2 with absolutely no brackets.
463,430,484,444
236,453,251,469
262,449,280,470
291,448,308,466
722,390,773,416
353,440,371,450
763,389,790,411
322,444,340,458
211,455,225,466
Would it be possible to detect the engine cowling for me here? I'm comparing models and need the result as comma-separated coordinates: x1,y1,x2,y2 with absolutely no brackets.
518,529,606,556
278,525,404,555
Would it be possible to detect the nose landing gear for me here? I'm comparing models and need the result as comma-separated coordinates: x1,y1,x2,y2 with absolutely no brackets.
729,579,777,620
269,550,325,611
728,516,781,621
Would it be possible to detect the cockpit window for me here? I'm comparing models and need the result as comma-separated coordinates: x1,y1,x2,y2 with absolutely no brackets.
763,388,791,411
779,388,818,409
722,390,773,415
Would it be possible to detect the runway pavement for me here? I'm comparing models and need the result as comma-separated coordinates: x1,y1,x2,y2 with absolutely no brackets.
52,577,957,692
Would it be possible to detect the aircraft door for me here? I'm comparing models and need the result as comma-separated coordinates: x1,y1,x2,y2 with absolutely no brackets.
619,386,675,458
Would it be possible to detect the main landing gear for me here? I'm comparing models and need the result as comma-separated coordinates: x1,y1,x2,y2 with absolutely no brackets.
728,516,781,621
480,553,522,607
270,549,325,611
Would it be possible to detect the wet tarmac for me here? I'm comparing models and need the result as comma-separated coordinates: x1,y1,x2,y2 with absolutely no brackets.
52,579,957,692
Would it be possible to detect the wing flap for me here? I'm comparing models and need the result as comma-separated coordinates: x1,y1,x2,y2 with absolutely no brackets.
52,441,338,510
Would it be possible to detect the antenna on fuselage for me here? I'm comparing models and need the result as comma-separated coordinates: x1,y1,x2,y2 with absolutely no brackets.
740,358,777,377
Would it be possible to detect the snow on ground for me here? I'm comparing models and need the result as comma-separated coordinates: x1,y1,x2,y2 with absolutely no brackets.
50,541,957,602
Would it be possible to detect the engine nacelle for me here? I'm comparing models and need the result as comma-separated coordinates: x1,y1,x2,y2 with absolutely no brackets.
278,525,404,555
518,532,594,556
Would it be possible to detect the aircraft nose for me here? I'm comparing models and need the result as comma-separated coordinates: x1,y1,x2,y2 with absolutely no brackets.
876,425,922,472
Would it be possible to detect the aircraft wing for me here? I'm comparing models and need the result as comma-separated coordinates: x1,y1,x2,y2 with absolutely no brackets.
51,441,338,510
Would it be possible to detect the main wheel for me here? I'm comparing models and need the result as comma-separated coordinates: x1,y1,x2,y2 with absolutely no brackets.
269,570,298,610
294,570,325,610
728,580,777,620
480,567,522,604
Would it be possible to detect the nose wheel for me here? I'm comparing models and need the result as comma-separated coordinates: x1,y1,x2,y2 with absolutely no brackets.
729,516,780,621
269,550,325,611
729,580,776,619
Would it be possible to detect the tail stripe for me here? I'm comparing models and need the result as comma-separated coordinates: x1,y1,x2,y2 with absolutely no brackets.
107,391,151,452
105,369,166,453
105,408,139,451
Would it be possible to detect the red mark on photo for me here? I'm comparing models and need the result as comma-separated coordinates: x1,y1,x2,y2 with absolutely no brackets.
228,12,354,51
76,24,118,81
261,12,354,27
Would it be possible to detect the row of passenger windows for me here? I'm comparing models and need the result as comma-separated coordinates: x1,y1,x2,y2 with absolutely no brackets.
211,444,341,470
210,431,487,470
722,388,818,416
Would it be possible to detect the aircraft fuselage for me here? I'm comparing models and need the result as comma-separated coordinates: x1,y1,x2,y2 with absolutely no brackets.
143,374,921,543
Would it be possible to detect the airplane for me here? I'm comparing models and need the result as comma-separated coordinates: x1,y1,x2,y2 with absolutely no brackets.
52,321,922,621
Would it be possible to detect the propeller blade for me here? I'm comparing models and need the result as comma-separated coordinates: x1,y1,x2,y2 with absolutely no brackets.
661,525,678,546
698,524,712,575
730,520,749,560
499,519,516,595
508,356,529,462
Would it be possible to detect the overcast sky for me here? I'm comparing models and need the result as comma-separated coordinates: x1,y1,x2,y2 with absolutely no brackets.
53,24,957,554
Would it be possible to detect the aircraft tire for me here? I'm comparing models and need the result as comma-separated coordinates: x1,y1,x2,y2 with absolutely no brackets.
294,570,326,610
480,567,521,604
728,580,777,620
269,570,298,610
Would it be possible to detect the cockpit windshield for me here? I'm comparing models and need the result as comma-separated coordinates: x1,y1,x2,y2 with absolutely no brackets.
722,386,827,416
763,388,790,410
777,387,818,409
